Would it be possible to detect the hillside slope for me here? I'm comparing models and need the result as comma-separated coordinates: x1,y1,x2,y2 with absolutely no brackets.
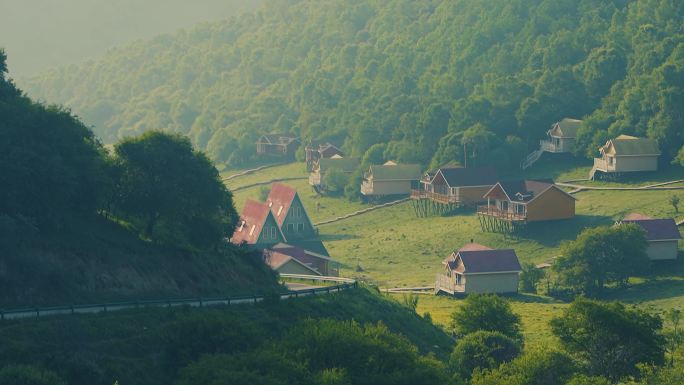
23,0,684,168
0,288,450,385
0,51,279,308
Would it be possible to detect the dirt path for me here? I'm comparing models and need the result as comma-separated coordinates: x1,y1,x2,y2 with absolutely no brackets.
315,198,409,226
557,179,684,194
222,163,285,182
231,177,307,192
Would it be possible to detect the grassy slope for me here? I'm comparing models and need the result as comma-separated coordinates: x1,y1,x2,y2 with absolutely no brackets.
0,215,279,308
229,160,684,349
0,288,450,385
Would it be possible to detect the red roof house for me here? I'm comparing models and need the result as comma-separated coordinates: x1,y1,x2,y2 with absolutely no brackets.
230,200,285,247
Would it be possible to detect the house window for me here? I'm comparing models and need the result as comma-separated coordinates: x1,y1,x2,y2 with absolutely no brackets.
499,200,508,211
456,274,462,285
608,156,614,166
516,204,525,215
270,227,276,239
287,223,294,232
298,223,304,232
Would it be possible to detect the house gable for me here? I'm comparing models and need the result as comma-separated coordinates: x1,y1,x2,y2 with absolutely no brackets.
483,183,510,201
526,185,576,222
282,193,317,239
256,212,287,245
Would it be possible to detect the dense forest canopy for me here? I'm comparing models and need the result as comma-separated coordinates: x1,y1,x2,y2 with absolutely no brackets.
22,0,684,170
0,0,260,77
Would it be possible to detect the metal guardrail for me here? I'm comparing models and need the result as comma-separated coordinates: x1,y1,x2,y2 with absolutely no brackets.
0,275,357,321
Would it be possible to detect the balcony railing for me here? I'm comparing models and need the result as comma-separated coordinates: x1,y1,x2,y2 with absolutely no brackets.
360,180,373,195
593,157,615,172
540,139,562,153
410,189,459,204
435,273,464,294
477,205,526,221
309,173,321,186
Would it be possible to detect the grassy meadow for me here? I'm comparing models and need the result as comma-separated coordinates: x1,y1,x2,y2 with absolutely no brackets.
227,160,684,343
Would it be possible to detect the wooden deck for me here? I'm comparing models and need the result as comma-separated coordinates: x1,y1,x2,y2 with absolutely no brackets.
476,205,526,222
434,274,464,295
410,189,459,204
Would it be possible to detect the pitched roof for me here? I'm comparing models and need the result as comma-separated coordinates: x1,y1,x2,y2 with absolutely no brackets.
270,243,337,262
456,249,522,274
458,243,493,252
267,183,298,226
286,238,330,257
622,218,681,241
263,250,321,275
231,200,273,245
602,135,660,156
368,163,422,181
623,213,653,221
489,179,575,203
437,166,499,187
258,134,299,145
318,157,360,173
550,118,582,138
444,243,493,265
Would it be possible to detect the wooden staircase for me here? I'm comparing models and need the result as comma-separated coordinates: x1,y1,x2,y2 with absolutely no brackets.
521,149,544,170
589,165,598,180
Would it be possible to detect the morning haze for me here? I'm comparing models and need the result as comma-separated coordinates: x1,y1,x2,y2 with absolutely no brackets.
0,0,260,78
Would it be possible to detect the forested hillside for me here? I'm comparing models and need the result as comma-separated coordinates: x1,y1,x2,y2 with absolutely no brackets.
24,0,684,170
0,0,260,77
0,51,276,307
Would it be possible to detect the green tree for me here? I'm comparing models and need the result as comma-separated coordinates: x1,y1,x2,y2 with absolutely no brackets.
565,375,611,385
280,319,448,385
471,349,578,385
552,224,650,296
670,195,680,214
674,146,684,167
519,263,545,293
550,298,665,381
0,365,67,385
114,130,237,248
449,330,521,380
0,53,108,230
451,294,522,341
665,309,682,367
322,167,349,195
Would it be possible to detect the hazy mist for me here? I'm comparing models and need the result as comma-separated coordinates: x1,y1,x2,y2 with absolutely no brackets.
0,0,260,78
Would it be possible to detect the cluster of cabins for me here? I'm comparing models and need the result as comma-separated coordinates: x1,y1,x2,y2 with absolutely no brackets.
523,118,661,180
230,183,339,277
254,123,678,295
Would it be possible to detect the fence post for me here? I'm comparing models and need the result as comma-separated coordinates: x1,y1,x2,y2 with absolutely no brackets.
199,298,203,307
326,287,330,294
103,304,107,313
71,305,75,315
1,310,3,320
253,295,257,304
36,308,40,317
227,298,231,306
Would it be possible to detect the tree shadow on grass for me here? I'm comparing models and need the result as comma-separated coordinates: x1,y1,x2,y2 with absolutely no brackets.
509,293,565,304
601,278,684,305
516,214,614,248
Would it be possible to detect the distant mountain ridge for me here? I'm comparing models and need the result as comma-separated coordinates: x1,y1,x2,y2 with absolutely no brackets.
22,0,684,169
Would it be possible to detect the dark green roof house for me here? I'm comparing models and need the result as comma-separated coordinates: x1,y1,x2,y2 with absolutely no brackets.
309,156,360,187
360,161,422,196
590,135,660,179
